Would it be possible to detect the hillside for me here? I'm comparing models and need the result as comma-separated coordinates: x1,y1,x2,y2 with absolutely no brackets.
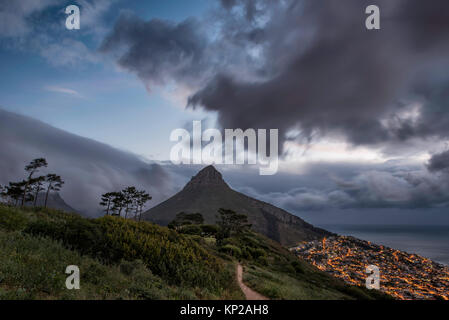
0,204,387,300
25,192,78,213
143,166,330,246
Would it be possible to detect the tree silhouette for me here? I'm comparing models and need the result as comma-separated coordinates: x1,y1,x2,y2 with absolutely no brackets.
136,190,151,221
3,158,64,209
44,174,64,208
31,176,46,207
7,181,29,206
111,192,125,216
22,158,47,207
99,188,151,220
100,192,116,215
122,186,137,219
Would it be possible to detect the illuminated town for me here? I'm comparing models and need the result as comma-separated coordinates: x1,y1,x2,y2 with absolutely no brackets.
292,236,449,300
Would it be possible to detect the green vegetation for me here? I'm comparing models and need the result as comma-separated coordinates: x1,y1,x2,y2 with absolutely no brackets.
0,232,194,300
168,212,204,229
216,208,251,242
0,205,389,300
168,212,218,237
0,205,242,300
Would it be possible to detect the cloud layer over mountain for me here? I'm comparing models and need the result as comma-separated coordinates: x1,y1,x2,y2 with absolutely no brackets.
0,109,174,215
1,108,448,223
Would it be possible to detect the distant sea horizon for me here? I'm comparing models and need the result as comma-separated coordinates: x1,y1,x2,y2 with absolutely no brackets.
318,224,449,266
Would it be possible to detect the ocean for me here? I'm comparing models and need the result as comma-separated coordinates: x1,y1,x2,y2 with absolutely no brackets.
319,224,449,266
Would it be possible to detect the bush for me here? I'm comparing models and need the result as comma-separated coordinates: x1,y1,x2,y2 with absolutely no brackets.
0,230,195,300
0,206,28,231
25,214,230,292
120,260,145,276
179,224,202,235
200,224,218,236
291,260,305,274
219,244,242,258
25,216,112,260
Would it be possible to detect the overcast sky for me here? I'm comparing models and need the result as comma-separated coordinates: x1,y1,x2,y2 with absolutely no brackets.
1,0,449,225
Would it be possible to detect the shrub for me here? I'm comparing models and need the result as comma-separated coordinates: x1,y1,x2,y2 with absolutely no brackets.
179,224,202,235
0,230,197,300
0,206,28,231
25,214,230,293
200,224,218,236
219,244,242,258
120,260,145,276
291,260,305,274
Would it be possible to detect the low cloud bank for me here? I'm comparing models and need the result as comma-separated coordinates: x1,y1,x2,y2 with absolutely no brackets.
0,109,175,216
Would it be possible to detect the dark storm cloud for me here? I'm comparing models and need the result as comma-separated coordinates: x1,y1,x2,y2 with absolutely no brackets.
0,109,175,216
102,0,449,149
100,13,209,91
428,151,449,173
189,0,449,147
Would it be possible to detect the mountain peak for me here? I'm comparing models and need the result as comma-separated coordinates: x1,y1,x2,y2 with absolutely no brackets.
145,165,330,245
184,165,229,189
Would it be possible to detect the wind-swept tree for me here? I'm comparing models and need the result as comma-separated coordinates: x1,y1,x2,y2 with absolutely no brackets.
22,158,47,206
111,192,125,216
100,192,116,215
6,181,29,206
135,190,152,221
122,186,138,219
44,174,64,208
31,176,46,207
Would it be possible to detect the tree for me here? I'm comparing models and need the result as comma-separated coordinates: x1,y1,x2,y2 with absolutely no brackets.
0,185,7,203
122,186,137,219
31,176,46,207
136,191,151,221
44,174,64,208
99,187,151,219
168,212,204,230
22,158,47,206
6,181,29,206
100,192,115,215
216,208,251,241
111,192,125,216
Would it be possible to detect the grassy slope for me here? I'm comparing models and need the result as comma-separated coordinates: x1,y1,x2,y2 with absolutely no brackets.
0,205,388,300
0,205,242,300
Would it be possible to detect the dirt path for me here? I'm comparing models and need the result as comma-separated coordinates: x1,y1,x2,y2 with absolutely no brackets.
236,264,269,300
